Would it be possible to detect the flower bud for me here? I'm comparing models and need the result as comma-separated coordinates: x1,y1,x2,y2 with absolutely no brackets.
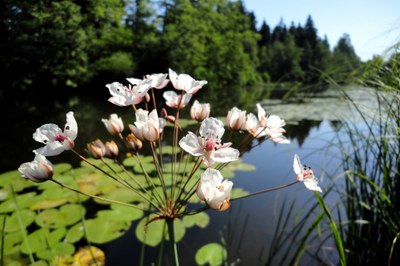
226,107,246,131
87,139,106,159
190,100,210,122
105,140,119,158
18,154,54,183
125,133,143,153
102,114,124,136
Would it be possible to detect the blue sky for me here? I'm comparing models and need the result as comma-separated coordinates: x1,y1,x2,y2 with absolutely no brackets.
243,0,400,61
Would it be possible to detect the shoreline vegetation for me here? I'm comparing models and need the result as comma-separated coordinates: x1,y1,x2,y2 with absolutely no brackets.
2,0,366,109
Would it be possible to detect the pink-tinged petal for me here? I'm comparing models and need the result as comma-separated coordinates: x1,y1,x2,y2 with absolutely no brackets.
33,124,61,144
211,147,240,163
245,113,258,132
168,68,179,90
304,179,323,192
270,134,290,144
34,142,65,156
200,117,225,139
18,154,54,183
65,111,78,140
293,154,303,178
256,104,267,121
179,132,204,156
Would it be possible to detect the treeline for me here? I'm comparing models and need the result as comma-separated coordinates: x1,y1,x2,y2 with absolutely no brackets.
1,0,363,106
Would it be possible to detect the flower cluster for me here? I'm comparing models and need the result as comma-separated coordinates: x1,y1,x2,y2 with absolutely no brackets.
19,68,322,217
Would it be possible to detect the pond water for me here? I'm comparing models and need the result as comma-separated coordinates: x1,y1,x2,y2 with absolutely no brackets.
1,86,380,265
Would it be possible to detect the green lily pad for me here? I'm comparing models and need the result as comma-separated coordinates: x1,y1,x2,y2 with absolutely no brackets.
85,218,130,244
0,192,38,213
182,212,209,229
135,216,165,247
97,187,146,204
35,204,85,228
65,222,84,243
0,230,23,255
97,204,144,222
36,242,75,261
3,209,35,233
195,243,227,266
135,217,186,247
53,163,73,174
20,227,67,254
0,189,10,201
231,188,249,198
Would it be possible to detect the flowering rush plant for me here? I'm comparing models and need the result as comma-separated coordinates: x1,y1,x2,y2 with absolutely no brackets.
19,68,322,264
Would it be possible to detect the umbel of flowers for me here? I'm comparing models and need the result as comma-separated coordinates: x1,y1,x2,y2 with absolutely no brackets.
18,68,322,265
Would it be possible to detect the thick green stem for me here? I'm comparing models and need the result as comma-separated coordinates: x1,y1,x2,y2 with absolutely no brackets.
167,219,179,266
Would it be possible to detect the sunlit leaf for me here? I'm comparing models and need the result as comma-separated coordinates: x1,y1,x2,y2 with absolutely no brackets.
65,222,84,244
36,242,75,261
135,216,165,247
195,243,227,266
231,188,249,198
182,212,209,229
164,219,185,243
97,204,144,222
3,209,35,233
85,218,130,244
20,227,67,254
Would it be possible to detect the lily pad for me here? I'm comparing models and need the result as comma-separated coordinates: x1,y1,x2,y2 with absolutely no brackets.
182,212,209,229
0,230,23,255
65,222,84,243
20,227,67,254
231,187,249,199
135,217,186,247
195,243,227,266
35,204,85,228
0,192,38,213
97,204,144,222
97,187,146,204
85,218,130,244
3,209,35,233
36,242,75,261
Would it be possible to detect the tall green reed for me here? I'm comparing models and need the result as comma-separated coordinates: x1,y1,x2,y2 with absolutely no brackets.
336,51,400,265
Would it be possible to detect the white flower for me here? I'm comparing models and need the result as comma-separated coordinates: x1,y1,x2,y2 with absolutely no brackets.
18,153,54,183
168,68,207,94
145,73,169,89
102,114,124,136
245,104,289,144
129,109,160,142
163,90,192,108
33,111,78,156
197,168,233,211
179,117,239,167
293,154,322,192
226,107,246,131
126,77,152,95
106,82,144,106
190,100,210,122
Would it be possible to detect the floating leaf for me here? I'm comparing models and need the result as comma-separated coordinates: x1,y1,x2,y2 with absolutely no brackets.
97,187,146,204
135,217,165,247
85,218,130,244
182,212,209,229
20,227,67,254
3,209,35,233
97,204,144,222
135,217,186,247
36,242,75,261
53,163,73,174
0,192,38,213
0,230,23,255
0,189,10,201
65,222,84,243
35,204,85,228
231,188,249,198
195,243,227,266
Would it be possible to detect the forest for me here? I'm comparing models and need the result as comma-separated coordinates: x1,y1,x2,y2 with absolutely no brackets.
0,0,372,108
